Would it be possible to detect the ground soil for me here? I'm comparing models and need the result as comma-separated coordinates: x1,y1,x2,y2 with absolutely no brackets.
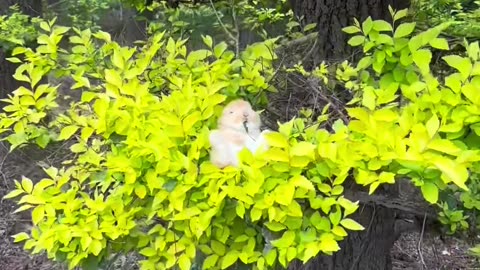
1,142,479,270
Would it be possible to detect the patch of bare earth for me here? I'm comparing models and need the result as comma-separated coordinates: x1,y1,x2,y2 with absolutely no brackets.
392,230,480,270
0,142,64,270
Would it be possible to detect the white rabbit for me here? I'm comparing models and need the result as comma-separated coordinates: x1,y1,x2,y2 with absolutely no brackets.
209,99,270,168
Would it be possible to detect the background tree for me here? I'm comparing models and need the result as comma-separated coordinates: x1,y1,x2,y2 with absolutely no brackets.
289,0,410,65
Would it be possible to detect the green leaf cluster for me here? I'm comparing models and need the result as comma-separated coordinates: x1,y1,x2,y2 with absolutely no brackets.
1,17,333,270
0,5,42,51
336,7,480,228
7,5,480,270
413,0,480,39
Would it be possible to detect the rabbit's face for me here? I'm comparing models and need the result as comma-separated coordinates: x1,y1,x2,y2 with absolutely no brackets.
219,99,260,132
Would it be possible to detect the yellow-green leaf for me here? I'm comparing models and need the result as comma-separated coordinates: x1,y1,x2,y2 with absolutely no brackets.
348,35,365,46
32,205,45,225
290,175,315,190
362,87,376,110
3,189,24,199
395,22,416,38
264,132,289,148
58,125,79,140
221,251,239,269
211,240,226,256
319,234,340,252
12,232,30,243
425,114,439,138
21,177,33,193
135,184,147,199
340,218,365,231
432,156,469,190
442,55,472,80
203,254,219,269
183,111,201,132
178,254,191,270
274,183,295,206
290,141,316,159
427,139,462,156
429,38,449,50
105,69,123,88
90,239,103,256
265,222,287,232
421,182,438,204
271,230,295,248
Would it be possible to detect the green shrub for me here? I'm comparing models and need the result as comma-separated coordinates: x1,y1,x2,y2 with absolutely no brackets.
0,5,41,52
413,0,480,38
43,0,118,30
3,17,358,270
4,5,480,270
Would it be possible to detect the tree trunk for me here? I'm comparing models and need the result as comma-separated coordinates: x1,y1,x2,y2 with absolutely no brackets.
288,204,396,270
281,2,417,269
287,178,433,270
289,0,410,66
0,50,26,102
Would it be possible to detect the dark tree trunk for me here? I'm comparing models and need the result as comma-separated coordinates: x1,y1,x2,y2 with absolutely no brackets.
288,204,397,270
289,0,410,66
0,0,42,101
0,50,26,102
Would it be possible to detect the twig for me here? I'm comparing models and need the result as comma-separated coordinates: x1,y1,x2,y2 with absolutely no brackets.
46,0,69,9
0,170,9,190
286,91,292,120
275,32,318,55
208,0,237,49
300,35,318,64
230,0,240,57
417,213,427,269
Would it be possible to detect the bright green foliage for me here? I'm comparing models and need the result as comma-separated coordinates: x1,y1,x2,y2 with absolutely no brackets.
413,0,480,39
0,5,42,51
5,4,480,270
437,202,469,234
293,5,480,244
338,6,480,229
340,5,480,260
0,17,363,270
43,0,119,30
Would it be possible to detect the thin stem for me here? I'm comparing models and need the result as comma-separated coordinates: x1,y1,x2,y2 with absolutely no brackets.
209,0,238,50
230,0,240,57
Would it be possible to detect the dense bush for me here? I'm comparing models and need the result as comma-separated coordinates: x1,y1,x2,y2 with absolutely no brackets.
0,5,41,51
413,0,480,38
3,4,480,270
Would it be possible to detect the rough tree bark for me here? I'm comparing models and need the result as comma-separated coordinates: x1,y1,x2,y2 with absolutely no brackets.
289,0,410,65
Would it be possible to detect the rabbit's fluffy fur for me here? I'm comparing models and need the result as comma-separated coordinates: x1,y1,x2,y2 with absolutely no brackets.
209,99,270,168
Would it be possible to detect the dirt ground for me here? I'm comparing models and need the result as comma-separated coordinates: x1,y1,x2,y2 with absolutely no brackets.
1,142,479,270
